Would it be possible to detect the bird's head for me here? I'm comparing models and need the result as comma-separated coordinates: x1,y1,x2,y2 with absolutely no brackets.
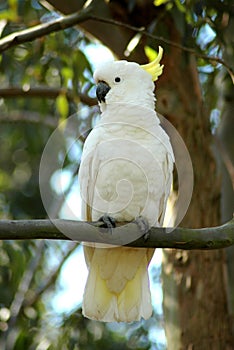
93,47,164,112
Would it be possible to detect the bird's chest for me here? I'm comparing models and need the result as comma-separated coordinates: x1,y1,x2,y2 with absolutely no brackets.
82,120,169,223
95,123,158,159
93,125,163,200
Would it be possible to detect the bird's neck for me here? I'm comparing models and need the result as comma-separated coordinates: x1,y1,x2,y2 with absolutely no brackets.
98,102,161,131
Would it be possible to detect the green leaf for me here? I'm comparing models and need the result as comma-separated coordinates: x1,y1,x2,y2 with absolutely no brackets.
61,67,74,87
0,170,11,191
174,0,186,13
0,9,18,21
56,93,69,122
154,0,169,6
144,46,157,62
8,0,17,9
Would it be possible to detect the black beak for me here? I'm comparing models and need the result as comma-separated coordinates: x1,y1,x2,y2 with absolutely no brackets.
96,81,111,103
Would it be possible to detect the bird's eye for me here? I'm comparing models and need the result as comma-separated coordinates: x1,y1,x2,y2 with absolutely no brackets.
114,77,121,83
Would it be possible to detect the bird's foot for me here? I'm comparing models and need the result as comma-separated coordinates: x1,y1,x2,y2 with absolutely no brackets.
134,216,150,241
97,214,116,233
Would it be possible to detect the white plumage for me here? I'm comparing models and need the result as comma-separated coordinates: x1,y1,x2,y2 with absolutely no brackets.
78,54,174,322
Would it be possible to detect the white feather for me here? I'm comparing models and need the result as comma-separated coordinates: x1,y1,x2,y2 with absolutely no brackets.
79,60,174,322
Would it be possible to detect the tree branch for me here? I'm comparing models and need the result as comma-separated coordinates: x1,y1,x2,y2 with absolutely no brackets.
0,218,233,250
0,87,97,106
0,5,93,53
0,4,233,81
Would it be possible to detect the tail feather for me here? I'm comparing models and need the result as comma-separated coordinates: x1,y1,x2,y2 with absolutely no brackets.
82,264,115,321
82,251,152,322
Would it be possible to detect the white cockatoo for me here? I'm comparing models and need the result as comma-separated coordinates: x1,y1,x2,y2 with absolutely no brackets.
78,47,174,322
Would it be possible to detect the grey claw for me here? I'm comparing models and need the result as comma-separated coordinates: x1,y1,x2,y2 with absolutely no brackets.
98,214,116,233
134,216,150,241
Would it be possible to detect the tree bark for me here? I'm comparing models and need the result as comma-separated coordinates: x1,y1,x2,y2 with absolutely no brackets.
217,14,234,336
156,18,233,350
219,94,234,337
0,219,233,248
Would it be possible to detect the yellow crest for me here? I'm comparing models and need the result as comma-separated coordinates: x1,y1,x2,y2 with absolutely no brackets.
141,46,164,81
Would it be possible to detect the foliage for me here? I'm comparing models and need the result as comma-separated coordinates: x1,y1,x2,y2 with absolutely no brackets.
0,1,95,349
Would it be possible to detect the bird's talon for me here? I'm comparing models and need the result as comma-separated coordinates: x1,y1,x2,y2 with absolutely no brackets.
98,214,116,233
134,216,150,240
143,231,150,242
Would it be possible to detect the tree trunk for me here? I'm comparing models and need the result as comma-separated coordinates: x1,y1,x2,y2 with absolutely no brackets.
157,17,233,349
217,14,234,336
218,92,234,336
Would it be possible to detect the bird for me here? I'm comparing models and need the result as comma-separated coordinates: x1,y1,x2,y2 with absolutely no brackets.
78,47,174,322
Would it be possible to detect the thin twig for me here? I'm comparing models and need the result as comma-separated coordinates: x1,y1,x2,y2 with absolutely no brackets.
24,243,78,307
5,241,45,349
89,15,234,81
